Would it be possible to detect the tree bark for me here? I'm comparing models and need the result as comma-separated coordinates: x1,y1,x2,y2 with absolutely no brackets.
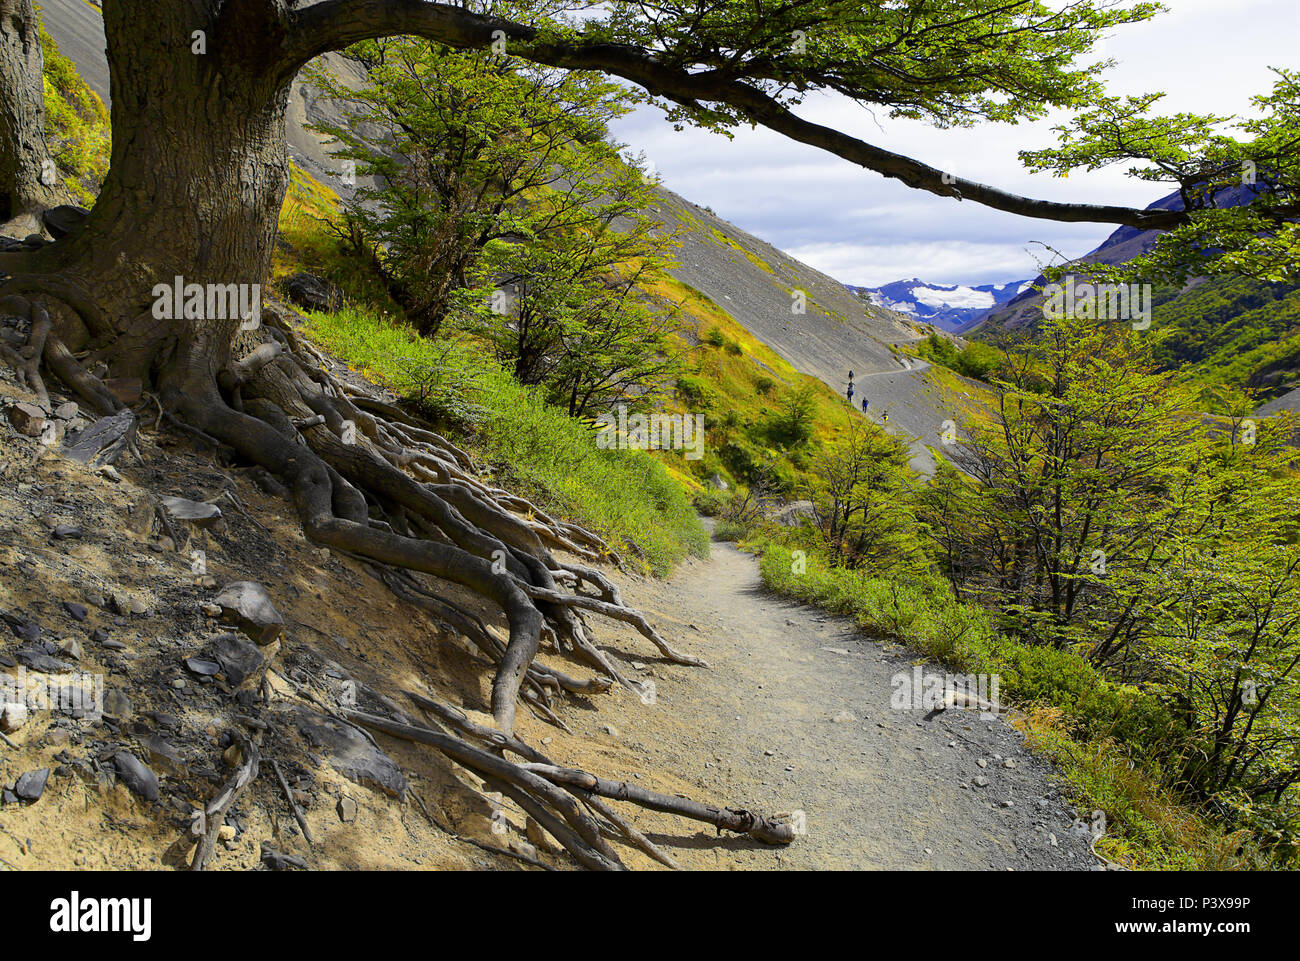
0,0,64,228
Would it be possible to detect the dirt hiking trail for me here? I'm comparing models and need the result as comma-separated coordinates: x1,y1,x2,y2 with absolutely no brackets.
604,534,1102,870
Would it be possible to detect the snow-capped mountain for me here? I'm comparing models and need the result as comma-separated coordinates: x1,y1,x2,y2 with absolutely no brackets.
848,278,1031,332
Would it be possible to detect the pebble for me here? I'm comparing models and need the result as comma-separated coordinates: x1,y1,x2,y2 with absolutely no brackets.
976,758,987,768
973,776,989,787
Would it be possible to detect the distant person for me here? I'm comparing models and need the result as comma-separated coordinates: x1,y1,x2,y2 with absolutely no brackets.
848,369,854,380
882,409,889,424
847,382,854,403
861,397,869,413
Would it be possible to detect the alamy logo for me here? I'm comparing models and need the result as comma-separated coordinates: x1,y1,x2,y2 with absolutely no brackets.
595,405,705,460
151,275,261,330
1042,276,1152,330
1,667,103,720
890,667,1001,715
50,891,151,941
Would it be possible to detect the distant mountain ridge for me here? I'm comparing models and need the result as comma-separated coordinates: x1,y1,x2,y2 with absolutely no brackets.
849,279,1031,332
959,183,1274,335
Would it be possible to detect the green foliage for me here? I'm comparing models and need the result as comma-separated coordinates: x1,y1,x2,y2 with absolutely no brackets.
1023,69,1300,285
302,305,707,575
922,314,1300,860
917,332,1004,382
797,420,925,575
1142,276,1300,394
39,21,109,205
761,383,817,448
309,33,682,419
577,0,1161,132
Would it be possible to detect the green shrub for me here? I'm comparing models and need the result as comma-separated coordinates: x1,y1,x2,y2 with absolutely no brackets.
675,374,714,409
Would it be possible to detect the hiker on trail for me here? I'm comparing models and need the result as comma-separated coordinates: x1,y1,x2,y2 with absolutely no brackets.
847,382,855,403
861,397,869,413
848,369,854,380
882,409,889,424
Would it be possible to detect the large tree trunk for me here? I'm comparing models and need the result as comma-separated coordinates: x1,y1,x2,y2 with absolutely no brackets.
0,0,65,228
25,0,291,388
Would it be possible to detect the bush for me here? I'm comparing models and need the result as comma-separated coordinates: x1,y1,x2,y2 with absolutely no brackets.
703,327,727,348
675,374,714,409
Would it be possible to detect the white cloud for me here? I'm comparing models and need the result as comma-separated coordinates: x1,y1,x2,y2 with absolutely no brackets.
611,0,1295,287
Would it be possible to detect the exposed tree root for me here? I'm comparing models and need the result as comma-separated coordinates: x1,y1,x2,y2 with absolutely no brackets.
0,287,792,869
345,707,790,870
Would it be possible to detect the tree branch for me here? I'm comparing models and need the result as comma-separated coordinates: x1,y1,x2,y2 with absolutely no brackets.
283,0,1186,230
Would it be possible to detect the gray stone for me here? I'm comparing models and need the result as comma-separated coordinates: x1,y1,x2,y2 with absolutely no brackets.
15,645,74,673
337,796,358,822
62,409,137,466
42,205,90,240
0,702,28,733
213,581,284,645
15,768,50,801
140,735,186,777
283,705,407,799
205,632,265,686
62,601,88,622
160,496,223,529
6,402,45,437
111,592,147,616
184,657,221,677
281,272,343,313
773,499,816,527
102,689,132,722
113,752,159,801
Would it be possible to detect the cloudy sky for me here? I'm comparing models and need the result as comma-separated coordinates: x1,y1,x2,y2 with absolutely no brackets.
608,0,1297,289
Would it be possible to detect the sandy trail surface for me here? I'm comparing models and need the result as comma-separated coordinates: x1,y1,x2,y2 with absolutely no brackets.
601,535,1099,870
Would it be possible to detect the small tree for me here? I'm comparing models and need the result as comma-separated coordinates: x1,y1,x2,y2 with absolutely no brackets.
466,158,685,418
309,33,641,338
803,420,922,573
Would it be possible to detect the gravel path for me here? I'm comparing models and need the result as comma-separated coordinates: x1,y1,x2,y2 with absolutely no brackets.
613,536,1100,870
